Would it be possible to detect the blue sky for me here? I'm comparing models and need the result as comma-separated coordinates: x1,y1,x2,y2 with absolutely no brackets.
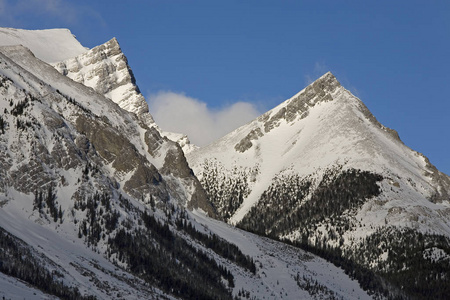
1,0,449,175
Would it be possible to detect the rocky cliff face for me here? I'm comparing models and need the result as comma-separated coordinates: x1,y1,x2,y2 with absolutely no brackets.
53,37,202,154
52,38,152,121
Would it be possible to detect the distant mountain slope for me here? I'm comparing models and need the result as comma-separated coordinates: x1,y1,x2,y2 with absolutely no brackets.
0,27,87,63
187,72,450,299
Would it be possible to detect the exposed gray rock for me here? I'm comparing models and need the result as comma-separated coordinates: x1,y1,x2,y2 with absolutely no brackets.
123,163,169,202
160,143,215,216
75,115,170,201
144,127,165,157
264,72,340,133
234,127,263,153
421,154,450,203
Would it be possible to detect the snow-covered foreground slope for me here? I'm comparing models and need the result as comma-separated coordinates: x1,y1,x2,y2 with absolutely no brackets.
0,186,374,299
192,210,371,300
0,193,170,299
0,27,87,63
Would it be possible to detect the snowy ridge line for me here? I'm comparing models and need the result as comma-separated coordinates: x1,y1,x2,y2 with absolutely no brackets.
0,27,88,63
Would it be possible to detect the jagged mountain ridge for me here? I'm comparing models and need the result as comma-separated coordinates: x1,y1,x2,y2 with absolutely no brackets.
0,35,225,298
0,27,194,152
50,34,195,152
187,72,450,298
0,44,210,212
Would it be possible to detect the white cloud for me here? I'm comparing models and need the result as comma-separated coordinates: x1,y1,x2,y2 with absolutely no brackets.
148,91,261,147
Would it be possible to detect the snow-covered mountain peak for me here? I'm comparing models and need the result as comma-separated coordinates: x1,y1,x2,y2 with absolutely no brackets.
52,37,153,122
182,72,450,298
0,27,87,63
0,27,150,123
52,36,203,152
187,72,450,230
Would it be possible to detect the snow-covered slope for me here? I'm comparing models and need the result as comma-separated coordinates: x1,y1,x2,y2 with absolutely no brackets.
0,196,171,299
191,210,372,300
0,27,87,63
0,186,373,300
